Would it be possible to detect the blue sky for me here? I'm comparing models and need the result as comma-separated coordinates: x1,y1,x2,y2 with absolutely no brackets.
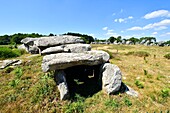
0,0,170,41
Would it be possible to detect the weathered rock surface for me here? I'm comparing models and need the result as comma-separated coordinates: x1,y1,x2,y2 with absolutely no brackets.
29,45,40,54
42,50,110,72
100,63,122,95
41,46,65,55
55,70,70,100
35,35,84,47
18,44,29,52
64,44,91,53
21,37,39,46
0,60,20,69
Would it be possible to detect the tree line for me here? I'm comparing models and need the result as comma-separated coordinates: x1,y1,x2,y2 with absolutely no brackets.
0,32,169,45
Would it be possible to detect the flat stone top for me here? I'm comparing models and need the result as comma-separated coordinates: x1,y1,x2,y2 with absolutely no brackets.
34,35,84,47
42,50,110,72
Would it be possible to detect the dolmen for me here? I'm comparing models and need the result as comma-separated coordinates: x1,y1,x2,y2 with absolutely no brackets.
20,35,138,100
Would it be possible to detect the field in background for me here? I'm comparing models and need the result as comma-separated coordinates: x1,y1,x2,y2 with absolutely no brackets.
0,44,169,113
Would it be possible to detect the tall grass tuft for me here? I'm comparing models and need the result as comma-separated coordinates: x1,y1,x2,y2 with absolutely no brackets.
164,53,170,59
126,51,150,57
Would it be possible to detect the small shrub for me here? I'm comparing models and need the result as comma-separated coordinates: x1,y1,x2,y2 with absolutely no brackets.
0,47,21,59
124,97,132,107
14,67,23,79
126,51,150,57
135,80,144,89
19,49,27,55
8,79,20,87
164,53,170,59
161,88,170,98
143,69,148,75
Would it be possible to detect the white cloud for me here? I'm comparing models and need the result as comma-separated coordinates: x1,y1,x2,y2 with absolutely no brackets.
128,16,133,19
114,16,133,23
114,19,118,22
118,18,125,23
128,19,170,31
102,27,108,30
152,32,158,35
144,10,170,19
105,29,119,37
127,26,143,30
160,32,170,36
154,26,167,31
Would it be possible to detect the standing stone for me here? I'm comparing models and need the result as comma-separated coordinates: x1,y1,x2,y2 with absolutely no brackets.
55,70,70,100
100,63,122,95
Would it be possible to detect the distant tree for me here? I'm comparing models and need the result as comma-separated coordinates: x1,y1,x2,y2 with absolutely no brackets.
116,36,122,43
0,33,44,45
128,37,140,44
49,33,54,36
63,32,94,44
108,36,116,43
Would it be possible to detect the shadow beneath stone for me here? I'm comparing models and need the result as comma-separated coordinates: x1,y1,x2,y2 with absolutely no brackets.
115,82,138,97
65,65,102,98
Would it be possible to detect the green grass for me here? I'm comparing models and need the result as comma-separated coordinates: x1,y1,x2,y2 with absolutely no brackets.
126,51,150,57
0,44,170,113
164,53,170,59
0,47,26,59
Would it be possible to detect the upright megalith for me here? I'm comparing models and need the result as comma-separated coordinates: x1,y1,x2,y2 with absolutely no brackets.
100,63,122,94
54,70,70,100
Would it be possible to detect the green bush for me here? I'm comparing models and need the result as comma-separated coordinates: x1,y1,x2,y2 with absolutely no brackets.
164,53,170,59
0,47,20,59
0,47,26,59
126,51,150,57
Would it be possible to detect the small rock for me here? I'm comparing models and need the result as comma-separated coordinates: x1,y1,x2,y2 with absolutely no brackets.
0,60,19,69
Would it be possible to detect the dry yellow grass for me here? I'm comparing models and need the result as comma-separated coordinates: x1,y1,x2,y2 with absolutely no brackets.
0,44,169,113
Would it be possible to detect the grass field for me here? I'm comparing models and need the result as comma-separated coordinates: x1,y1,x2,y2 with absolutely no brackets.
0,44,169,113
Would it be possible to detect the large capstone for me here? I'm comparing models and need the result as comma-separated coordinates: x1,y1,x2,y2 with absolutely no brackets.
21,37,39,46
34,35,84,48
42,50,110,72
100,63,122,95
